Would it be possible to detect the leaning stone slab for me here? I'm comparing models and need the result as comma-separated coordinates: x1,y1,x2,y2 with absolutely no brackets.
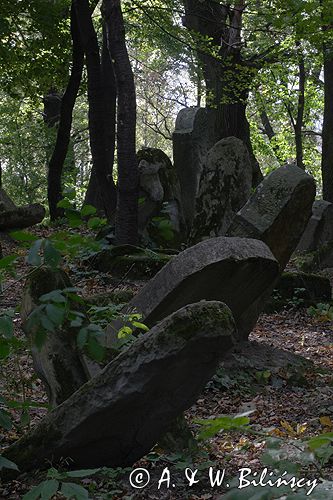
106,237,279,347
227,164,316,268
173,107,219,230
190,137,252,243
297,200,333,253
226,164,316,337
3,301,236,472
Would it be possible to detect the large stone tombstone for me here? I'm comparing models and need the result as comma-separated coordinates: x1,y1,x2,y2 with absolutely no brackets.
173,107,219,230
105,236,279,348
4,301,237,472
227,164,316,268
227,164,316,337
190,137,252,243
297,200,333,253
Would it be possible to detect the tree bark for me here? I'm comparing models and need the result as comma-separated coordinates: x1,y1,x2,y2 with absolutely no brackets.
322,44,333,201
48,4,84,221
183,0,263,187
74,0,117,221
84,24,117,215
103,0,139,244
294,41,306,170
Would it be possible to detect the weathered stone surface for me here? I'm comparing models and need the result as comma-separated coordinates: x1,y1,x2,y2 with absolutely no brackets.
4,301,236,471
297,200,333,253
173,107,219,230
227,164,316,268
0,203,45,230
137,148,183,246
21,267,89,407
106,237,279,346
264,272,331,312
190,137,252,243
226,164,316,337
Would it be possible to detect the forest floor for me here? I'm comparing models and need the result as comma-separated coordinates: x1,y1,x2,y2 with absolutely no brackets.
0,228,333,499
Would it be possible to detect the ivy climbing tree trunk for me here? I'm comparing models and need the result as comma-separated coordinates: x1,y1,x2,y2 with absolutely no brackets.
74,0,117,221
294,41,306,170
103,0,139,245
183,0,263,187
47,4,84,221
84,24,117,215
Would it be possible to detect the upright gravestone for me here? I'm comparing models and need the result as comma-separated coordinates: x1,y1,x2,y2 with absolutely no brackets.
190,137,252,243
173,107,218,230
227,164,316,337
297,200,333,253
137,148,184,246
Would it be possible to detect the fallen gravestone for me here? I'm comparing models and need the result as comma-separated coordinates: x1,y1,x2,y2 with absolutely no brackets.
226,164,316,336
173,107,218,230
297,200,333,253
4,301,236,472
0,188,45,230
190,137,252,243
105,237,279,349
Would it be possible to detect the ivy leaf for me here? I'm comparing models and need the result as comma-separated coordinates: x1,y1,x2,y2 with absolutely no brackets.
0,316,13,338
0,255,17,269
61,481,89,500
27,239,43,266
40,290,66,303
81,205,97,217
45,304,65,327
10,230,38,242
57,199,72,209
0,409,12,430
44,240,62,269
0,455,18,471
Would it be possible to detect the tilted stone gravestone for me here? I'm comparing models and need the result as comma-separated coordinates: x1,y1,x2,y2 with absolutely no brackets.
173,107,219,230
3,301,236,472
226,164,316,337
227,164,316,268
297,200,333,253
105,236,279,350
190,137,252,244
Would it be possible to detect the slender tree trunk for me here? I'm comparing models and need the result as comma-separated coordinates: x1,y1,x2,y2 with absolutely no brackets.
103,0,139,244
48,4,84,221
322,43,333,201
74,0,116,221
84,24,117,215
294,41,306,170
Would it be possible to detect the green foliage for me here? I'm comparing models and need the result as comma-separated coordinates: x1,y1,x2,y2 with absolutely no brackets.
308,302,333,321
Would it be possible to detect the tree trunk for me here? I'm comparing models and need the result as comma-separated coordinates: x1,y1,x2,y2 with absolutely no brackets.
322,44,333,201
183,0,263,187
84,24,117,216
294,42,306,170
48,4,84,221
74,0,116,221
103,0,139,244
